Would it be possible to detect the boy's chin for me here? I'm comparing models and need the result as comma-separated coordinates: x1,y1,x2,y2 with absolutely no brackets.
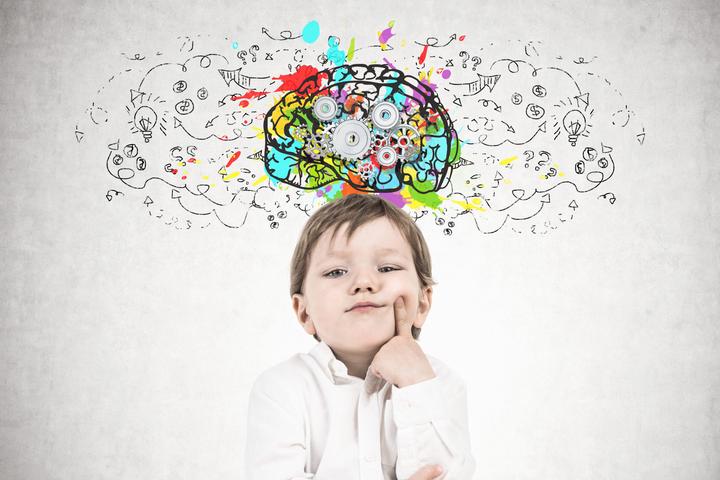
345,334,395,353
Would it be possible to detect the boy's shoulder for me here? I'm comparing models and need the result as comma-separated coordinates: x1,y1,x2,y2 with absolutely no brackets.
249,349,319,399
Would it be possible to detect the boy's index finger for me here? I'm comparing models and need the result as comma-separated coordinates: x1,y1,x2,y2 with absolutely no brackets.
394,296,413,337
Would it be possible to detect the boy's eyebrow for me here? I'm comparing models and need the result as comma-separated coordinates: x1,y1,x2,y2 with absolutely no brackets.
325,247,407,258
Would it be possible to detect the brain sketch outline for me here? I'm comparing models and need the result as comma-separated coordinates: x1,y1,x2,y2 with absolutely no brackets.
264,64,460,193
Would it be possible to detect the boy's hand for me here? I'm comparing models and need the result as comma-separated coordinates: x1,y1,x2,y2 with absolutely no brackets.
368,296,436,388
408,464,445,479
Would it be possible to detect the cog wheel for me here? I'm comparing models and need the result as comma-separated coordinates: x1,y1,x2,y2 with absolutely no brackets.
356,158,375,181
376,146,398,167
312,96,339,122
329,118,373,161
389,124,422,160
303,124,334,159
370,101,401,130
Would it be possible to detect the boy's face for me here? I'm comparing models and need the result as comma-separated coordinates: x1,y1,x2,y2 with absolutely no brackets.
292,217,432,356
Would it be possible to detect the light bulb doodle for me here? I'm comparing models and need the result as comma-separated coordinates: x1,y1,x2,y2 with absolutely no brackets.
562,109,587,146
133,106,158,143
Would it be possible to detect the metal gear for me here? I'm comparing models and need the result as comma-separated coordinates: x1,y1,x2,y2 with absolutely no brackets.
312,96,339,122
329,118,373,161
303,125,334,159
370,101,401,130
389,124,422,160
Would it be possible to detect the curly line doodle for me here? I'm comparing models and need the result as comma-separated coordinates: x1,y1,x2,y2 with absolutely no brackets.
78,21,644,234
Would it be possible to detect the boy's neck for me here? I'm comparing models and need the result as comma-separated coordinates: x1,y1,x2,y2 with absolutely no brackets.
328,345,381,379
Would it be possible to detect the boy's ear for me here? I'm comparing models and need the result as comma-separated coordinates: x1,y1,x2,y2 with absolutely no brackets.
414,285,433,329
292,293,316,336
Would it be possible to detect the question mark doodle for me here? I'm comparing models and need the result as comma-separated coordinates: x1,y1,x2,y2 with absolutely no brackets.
471,56,481,71
536,150,551,171
459,51,470,69
238,50,248,65
523,149,534,168
249,45,259,62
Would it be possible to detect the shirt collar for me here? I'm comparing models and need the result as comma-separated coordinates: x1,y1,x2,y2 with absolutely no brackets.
308,341,386,393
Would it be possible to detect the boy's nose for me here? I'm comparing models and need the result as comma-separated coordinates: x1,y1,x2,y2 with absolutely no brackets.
351,271,377,293
353,283,375,293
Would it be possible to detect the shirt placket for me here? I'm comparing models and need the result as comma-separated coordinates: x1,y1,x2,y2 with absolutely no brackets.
358,381,383,479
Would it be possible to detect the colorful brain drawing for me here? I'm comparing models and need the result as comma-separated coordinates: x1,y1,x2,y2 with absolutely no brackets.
264,64,460,193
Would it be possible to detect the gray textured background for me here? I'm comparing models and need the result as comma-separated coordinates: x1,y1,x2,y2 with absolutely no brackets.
1,0,719,479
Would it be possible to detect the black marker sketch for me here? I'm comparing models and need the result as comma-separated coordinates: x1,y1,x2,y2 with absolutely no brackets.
78,23,643,234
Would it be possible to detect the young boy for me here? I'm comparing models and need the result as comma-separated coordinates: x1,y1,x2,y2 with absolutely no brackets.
245,194,475,480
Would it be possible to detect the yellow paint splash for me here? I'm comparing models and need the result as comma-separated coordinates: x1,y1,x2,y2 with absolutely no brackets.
252,175,268,186
450,197,486,212
499,155,518,166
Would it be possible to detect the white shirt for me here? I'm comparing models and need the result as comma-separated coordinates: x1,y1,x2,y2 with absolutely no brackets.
244,341,475,479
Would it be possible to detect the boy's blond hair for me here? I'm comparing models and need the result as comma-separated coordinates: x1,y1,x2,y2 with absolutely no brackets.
290,194,436,340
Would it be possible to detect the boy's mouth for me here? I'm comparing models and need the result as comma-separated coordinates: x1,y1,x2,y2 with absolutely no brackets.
347,301,382,312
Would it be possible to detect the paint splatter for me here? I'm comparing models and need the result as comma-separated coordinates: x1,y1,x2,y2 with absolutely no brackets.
419,44,429,65
231,90,269,107
346,37,356,62
302,20,320,43
379,21,395,49
226,151,241,168
272,65,320,92
326,36,346,66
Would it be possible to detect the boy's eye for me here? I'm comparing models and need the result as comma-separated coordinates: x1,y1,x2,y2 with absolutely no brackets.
323,266,400,277
379,265,400,273
324,269,346,278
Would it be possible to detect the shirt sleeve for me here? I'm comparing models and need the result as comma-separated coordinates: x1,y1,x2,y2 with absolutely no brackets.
244,369,313,480
391,360,476,480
